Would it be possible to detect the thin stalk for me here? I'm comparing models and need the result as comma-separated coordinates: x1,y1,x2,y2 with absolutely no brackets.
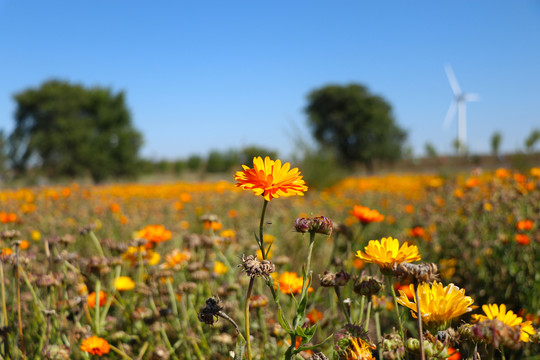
414,281,425,360
109,344,134,359
358,295,365,324
89,231,105,258
387,277,405,341
305,232,316,279
94,280,101,336
259,200,269,259
375,311,383,360
364,301,372,332
334,287,352,323
244,277,255,360
0,262,8,327
15,245,24,354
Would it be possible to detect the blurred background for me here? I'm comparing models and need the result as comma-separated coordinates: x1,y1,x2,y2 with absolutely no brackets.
1,0,539,184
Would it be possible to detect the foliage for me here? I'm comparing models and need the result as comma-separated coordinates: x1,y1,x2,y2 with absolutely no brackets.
8,80,143,182
206,149,239,173
424,142,438,158
305,84,407,170
0,167,538,359
525,128,540,153
490,131,502,157
186,154,203,171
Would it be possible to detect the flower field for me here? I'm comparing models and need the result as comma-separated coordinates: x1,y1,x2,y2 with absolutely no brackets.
0,158,538,359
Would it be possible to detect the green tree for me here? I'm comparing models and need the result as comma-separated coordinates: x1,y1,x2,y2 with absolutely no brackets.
305,84,407,170
9,80,142,182
238,145,278,164
524,128,540,153
490,131,502,157
424,142,438,158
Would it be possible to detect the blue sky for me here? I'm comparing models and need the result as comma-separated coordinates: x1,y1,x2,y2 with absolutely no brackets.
1,1,539,160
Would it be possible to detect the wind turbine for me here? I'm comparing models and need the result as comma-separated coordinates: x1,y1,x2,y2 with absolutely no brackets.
443,64,479,155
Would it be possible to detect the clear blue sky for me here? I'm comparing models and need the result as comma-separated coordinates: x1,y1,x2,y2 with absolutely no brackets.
1,1,539,160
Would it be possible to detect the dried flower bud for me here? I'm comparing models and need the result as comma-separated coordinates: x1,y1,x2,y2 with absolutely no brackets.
238,254,275,279
42,344,70,360
395,262,439,283
198,296,223,325
354,276,383,296
295,216,333,235
1,230,21,240
307,352,329,360
471,319,521,350
319,270,351,287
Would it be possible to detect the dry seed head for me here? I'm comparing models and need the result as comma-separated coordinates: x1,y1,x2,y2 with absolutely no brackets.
198,296,223,325
319,270,351,287
395,262,439,283
1,230,21,240
353,276,383,296
307,352,329,360
238,254,275,279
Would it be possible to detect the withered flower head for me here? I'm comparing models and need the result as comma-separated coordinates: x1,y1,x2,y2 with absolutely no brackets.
307,352,329,360
471,319,522,350
395,262,439,283
238,254,275,279
319,270,351,287
36,274,62,288
1,230,21,240
42,344,70,360
198,296,223,325
353,276,383,296
78,224,96,235
295,216,333,235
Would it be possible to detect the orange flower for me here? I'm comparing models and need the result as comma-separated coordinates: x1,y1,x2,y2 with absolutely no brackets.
465,177,479,188
87,291,106,308
307,308,323,325
275,271,313,295
81,336,110,356
408,226,425,238
516,219,534,231
515,234,530,245
137,224,171,246
19,240,30,250
395,283,414,300
447,348,461,360
351,205,384,224
0,212,18,224
234,156,308,201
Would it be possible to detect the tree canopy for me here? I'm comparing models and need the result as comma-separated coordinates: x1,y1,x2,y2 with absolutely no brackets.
9,80,143,182
305,84,407,169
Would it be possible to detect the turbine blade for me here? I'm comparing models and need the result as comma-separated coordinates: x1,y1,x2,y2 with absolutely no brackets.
445,64,462,96
443,101,457,129
465,93,480,102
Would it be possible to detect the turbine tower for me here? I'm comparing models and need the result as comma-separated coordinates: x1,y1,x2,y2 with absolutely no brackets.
443,64,479,155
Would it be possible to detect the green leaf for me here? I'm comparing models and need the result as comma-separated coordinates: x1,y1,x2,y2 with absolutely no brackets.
234,335,246,360
278,308,293,335
294,333,334,354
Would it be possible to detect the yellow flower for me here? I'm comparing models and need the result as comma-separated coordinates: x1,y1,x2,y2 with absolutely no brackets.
213,261,228,275
397,281,475,329
114,276,135,291
80,336,110,356
345,337,376,360
31,230,41,242
355,237,420,271
136,224,172,246
234,156,308,201
472,304,534,342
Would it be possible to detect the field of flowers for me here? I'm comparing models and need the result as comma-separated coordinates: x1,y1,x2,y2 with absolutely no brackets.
0,157,538,359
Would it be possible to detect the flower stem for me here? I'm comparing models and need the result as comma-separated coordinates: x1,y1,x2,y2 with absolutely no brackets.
244,277,255,360
305,232,316,279
259,200,269,259
388,277,405,341
414,281,425,360
334,287,352,323
375,311,383,360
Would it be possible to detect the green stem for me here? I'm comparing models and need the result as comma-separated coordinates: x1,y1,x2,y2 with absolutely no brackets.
0,262,8,327
94,280,101,336
375,311,383,360
334,287,352,323
259,200,269,259
89,230,105,258
305,232,316,280
244,277,255,360
109,344,134,360
364,301,372,332
388,277,405,341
